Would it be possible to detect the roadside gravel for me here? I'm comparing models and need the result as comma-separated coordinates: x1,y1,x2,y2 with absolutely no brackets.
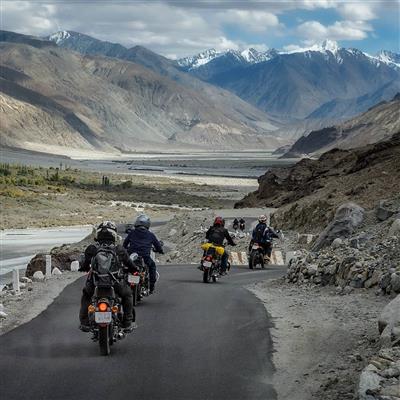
250,279,390,400
0,272,84,335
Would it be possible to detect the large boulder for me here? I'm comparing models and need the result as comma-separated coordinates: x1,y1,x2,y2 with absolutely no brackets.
26,250,81,277
312,203,365,251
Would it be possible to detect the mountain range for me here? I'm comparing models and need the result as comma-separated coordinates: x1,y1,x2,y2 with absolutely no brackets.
1,29,399,156
49,31,400,125
179,40,400,121
0,30,283,155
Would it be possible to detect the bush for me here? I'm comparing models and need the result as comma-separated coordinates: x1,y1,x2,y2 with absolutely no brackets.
0,163,11,176
120,180,133,189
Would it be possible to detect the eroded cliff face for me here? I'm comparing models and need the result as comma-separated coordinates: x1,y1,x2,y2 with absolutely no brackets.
236,132,400,231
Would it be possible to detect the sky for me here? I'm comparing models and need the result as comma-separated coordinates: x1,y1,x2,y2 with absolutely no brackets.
1,0,399,59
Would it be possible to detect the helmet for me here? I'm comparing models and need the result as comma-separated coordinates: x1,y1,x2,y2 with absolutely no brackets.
214,216,224,226
259,215,267,223
96,220,118,242
134,214,151,229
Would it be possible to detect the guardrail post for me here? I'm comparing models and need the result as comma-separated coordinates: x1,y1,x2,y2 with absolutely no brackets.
45,255,52,278
13,268,20,294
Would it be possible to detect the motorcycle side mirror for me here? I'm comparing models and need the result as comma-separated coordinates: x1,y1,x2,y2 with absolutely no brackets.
129,253,139,262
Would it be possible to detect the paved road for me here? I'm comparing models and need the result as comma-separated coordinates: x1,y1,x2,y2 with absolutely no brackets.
0,264,284,400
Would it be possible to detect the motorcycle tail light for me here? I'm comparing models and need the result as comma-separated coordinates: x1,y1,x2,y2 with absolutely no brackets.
111,306,118,313
134,272,139,276
98,302,108,312
88,305,95,313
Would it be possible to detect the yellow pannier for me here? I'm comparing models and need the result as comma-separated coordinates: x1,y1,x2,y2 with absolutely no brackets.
201,242,225,255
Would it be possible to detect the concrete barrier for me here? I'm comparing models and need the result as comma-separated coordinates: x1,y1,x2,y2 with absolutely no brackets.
12,269,20,294
45,255,51,278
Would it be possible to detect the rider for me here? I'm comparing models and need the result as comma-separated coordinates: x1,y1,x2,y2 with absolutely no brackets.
205,216,236,274
232,218,239,230
123,214,163,294
249,215,279,259
239,217,246,232
79,221,138,333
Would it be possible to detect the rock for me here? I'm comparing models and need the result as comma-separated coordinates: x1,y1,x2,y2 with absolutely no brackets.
378,295,400,334
388,219,400,237
32,271,45,281
20,277,32,283
358,364,382,400
306,264,318,276
312,203,365,251
391,273,400,293
51,267,62,276
168,228,178,237
376,200,396,222
331,238,343,249
70,261,80,272
0,310,7,319
365,270,382,289
379,384,400,397
343,286,354,295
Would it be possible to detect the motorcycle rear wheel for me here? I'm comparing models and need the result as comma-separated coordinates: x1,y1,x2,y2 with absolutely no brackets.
132,285,138,306
99,326,111,356
203,269,211,283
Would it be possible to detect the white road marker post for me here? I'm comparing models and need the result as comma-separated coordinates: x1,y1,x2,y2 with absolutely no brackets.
12,268,20,294
45,255,52,278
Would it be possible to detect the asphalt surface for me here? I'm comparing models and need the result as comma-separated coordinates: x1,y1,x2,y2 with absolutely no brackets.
0,264,284,400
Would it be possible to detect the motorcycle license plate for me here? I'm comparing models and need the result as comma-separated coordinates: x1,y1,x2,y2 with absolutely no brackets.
203,261,212,268
252,245,260,250
127,274,140,284
95,312,112,324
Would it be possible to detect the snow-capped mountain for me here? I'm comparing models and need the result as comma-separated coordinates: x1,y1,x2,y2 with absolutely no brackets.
177,47,276,70
178,40,400,71
48,30,71,45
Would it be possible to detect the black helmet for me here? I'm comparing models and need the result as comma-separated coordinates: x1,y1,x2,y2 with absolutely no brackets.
134,214,151,229
96,220,118,242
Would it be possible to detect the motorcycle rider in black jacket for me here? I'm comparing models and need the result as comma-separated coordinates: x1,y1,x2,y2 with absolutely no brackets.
79,221,138,333
205,216,236,274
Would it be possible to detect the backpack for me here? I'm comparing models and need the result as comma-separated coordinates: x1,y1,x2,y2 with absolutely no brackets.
253,224,267,243
91,243,120,287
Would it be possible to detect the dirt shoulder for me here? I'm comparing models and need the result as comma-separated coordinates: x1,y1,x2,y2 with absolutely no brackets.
250,279,390,400
0,272,84,335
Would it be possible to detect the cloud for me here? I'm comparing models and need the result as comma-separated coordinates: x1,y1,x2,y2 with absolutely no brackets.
0,0,396,57
338,3,376,21
217,10,282,32
297,19,373,41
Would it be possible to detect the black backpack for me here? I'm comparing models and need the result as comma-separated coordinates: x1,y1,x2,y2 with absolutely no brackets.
91,243,120,287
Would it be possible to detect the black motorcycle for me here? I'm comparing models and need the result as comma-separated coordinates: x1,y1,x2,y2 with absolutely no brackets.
248,242,269,269
88,272,126,356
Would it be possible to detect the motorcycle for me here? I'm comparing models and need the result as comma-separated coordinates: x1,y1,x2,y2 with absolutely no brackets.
88,272,127,356
128,243,162,304
248,242,270,269
199,243,225,283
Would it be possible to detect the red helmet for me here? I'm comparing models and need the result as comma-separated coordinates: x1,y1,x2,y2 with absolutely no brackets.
214,216,224,226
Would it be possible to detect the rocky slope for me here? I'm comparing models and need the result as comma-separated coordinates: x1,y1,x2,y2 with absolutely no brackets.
284,94,400,157
0,31,281,154
235,132,400,232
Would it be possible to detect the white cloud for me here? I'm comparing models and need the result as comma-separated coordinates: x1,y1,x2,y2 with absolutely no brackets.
338,3,376,21
218,10,281,32
297,19,373,41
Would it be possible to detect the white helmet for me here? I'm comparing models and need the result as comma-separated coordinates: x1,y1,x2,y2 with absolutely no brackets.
134,214,151,229
259,215,267,223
